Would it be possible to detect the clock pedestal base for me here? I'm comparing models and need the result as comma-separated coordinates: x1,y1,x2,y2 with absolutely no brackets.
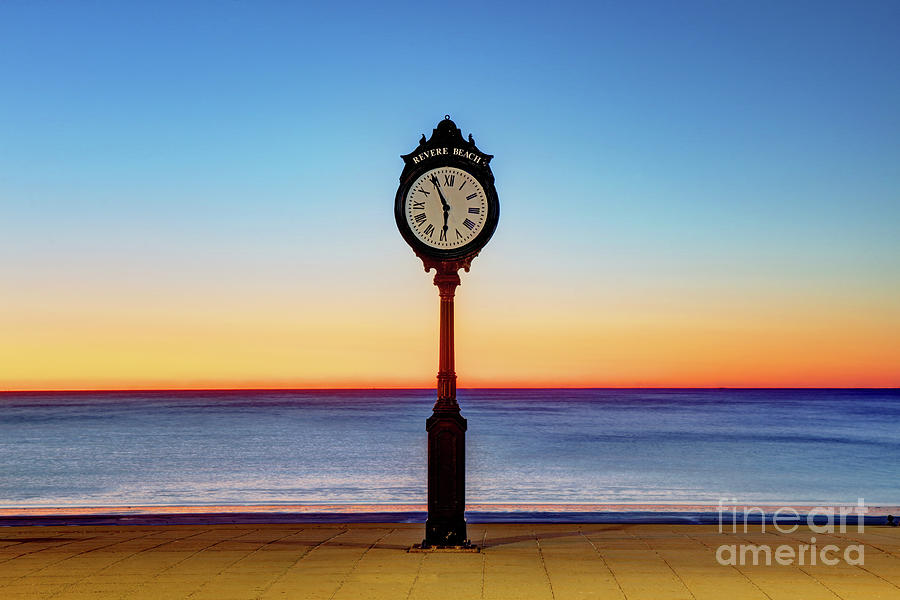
422,408,472,549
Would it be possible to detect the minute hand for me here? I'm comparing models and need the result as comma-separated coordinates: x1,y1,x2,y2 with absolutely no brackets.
431,176,451,211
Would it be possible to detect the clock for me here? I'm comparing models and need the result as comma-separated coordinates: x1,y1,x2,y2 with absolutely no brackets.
394,116,498,550
404,167,488,250
395,117,499,262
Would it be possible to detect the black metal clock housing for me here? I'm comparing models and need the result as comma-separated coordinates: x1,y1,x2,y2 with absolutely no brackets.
395,116,500,262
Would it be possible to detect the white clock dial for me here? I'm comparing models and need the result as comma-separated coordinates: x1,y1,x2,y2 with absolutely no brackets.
405,167,488,249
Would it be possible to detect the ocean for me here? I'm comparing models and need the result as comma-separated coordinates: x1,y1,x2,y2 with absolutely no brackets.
1,389,898,510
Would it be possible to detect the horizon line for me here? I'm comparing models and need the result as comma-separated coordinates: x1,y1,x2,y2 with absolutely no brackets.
2,385,898,394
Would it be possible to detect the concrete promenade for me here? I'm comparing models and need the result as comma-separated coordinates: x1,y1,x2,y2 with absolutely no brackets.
1,523,898,599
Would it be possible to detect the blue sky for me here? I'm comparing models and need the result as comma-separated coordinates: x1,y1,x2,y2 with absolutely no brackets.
2,1,898,388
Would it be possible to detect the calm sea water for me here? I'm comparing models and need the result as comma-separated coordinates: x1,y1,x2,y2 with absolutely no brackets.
1,389,898,508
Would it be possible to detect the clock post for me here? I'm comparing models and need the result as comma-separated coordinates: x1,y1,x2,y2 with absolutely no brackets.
394,116,499,550
425,258,468,548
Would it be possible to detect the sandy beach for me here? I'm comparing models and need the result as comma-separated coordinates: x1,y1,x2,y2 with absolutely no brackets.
1,522,898,599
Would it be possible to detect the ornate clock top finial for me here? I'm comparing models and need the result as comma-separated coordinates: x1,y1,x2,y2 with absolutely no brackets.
435,117,459,135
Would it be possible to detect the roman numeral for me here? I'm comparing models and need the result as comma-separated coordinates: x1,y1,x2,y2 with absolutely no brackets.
423,224,434,237
412,201,425,210
439,229,447,241
443,174,455,186
468,207,480,214
419,188,430,196
466,192,478,201
414,213,427,224
463,218,476,230
458,181,466,191
456,229,463,239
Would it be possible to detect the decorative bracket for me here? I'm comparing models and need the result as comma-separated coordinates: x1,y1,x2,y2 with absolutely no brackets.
414,249,479,277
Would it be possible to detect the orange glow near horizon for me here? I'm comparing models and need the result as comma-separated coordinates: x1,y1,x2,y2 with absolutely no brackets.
3,278,898,391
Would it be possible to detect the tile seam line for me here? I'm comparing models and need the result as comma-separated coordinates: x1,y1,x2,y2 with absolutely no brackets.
772,529,900,593
254,527,350,600
45,529,214,600
123,527,275,600
579,529,628,600
736,530,845,600
4,530,162,585
631,529,698,600
680,530,774,600
328,527,395,600
184,528,303,600
533,529,557,600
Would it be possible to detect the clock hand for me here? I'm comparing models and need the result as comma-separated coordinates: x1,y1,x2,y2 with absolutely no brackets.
430,175,451,211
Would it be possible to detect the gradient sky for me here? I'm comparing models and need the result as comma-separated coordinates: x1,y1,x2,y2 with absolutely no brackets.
2,1,898,390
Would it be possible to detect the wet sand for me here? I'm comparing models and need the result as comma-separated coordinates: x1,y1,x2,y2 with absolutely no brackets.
1,522,898,599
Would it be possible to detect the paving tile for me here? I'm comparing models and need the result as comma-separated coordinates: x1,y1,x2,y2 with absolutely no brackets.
257,526,387,600
332,527,423,600
482,525,554,600
534,527,625,600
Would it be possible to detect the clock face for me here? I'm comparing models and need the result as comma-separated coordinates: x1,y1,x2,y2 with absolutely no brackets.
404,167,488,250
